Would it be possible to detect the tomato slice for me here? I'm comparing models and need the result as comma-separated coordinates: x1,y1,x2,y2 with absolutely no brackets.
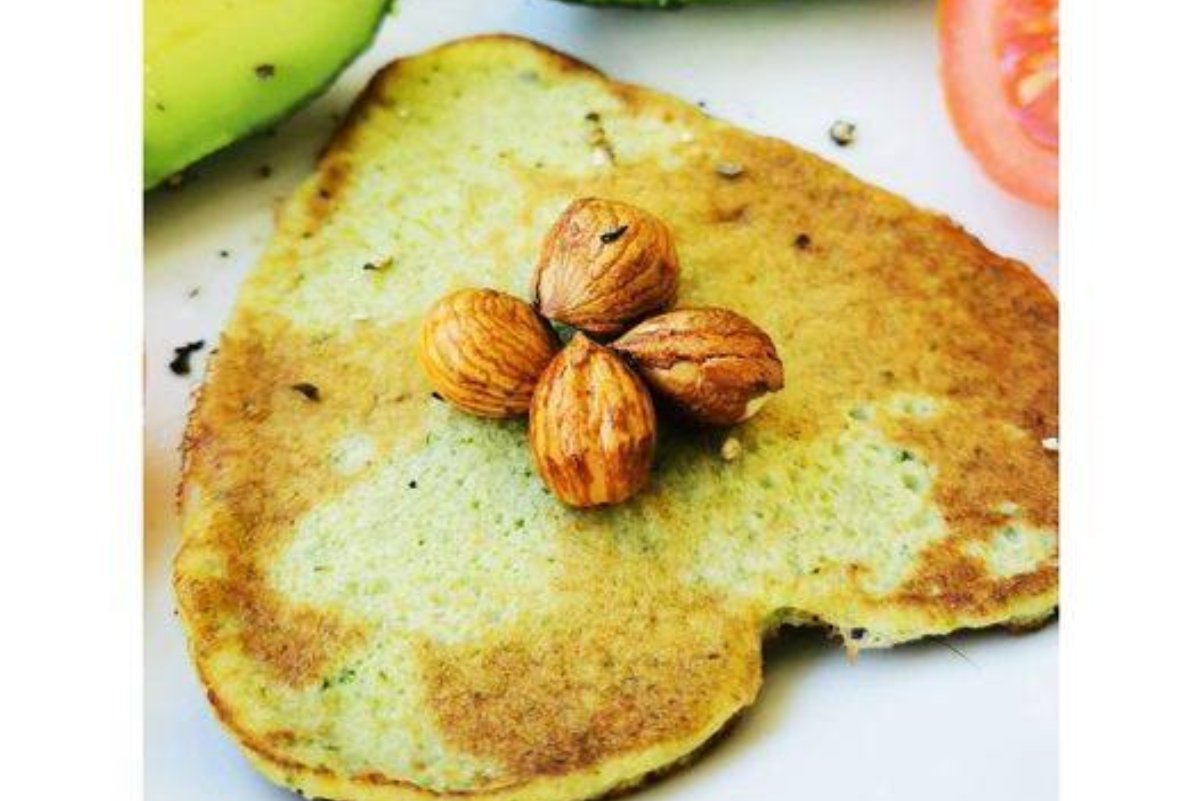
939,0,1059,207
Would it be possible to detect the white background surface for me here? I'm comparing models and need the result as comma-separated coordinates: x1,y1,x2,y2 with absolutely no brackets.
144,1,1058,799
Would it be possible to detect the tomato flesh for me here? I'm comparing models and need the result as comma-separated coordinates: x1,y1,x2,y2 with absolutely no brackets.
940,0,1059,207
998,0,1059,150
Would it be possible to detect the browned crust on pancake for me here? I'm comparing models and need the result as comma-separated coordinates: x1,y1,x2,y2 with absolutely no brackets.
419,595,761,779
303,156,352,232
176,312,428,687
896,545,1057,616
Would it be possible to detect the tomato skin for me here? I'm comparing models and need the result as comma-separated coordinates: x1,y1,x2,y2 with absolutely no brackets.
939,0,1059,208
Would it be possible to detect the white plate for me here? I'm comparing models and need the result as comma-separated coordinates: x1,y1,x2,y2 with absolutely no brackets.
144,1,1058,799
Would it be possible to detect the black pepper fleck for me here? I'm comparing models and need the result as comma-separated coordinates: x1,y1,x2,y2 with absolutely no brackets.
219,249,230,258
290,382,321,402
362,257,393,272
255,63,276,79
408,480,418,489
431,392,444,402
794,233,812,250
169,340,206,376
600,225,628,244
850,627,867,640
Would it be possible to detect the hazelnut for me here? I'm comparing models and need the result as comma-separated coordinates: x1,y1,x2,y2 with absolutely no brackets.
529,334,657,507
531,198,679,337
418,288,558,418
612,307,784,426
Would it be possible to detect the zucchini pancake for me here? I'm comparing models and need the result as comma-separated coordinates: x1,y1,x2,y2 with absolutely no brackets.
175,36,1058,801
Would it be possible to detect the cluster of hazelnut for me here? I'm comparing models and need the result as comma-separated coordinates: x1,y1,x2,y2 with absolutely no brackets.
418,197,784,508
